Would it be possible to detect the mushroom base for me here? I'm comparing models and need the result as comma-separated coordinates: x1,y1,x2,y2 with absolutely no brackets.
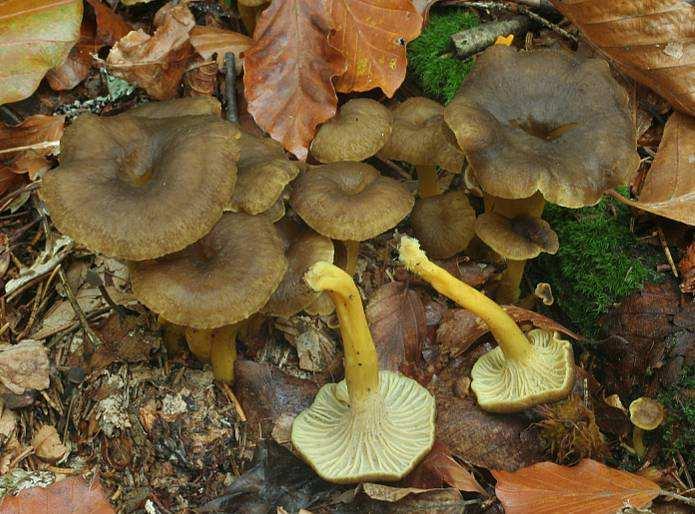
471,329,574,413
291,370,436,484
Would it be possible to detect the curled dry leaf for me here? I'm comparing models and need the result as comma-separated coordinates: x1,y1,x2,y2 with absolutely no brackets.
550,0,695,116
106,3,195,100
32,425,68,463
85,0,132,47
679,241,695,293
243,0,347,159
46,15,99,91
493,459,661,514
189,26,252,72
611,111,695,226
0,0,83,105
406,440,485,494
0,340,50,394
330,0,423,97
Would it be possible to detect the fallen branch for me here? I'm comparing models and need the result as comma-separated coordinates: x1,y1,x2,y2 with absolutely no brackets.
224,52,238,123
452,15,529,60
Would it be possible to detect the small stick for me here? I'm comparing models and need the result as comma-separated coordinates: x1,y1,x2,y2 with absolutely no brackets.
86,268,129,317
219,381,247,422
452,15,530,59
224,52,238,123
0,105,23,126
58,265,102,348
655,226,678,278
659,489,695,508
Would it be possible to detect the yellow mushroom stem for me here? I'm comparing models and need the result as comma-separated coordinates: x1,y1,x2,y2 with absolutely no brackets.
343,240,361,276
632,427,647,458
495,259,527,305
417,165,439,198
399,236,532,362
185,324,239,384
305,261,379,405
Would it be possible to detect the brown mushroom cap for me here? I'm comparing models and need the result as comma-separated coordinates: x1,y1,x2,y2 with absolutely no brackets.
310,99,393,163
411,190,476,259
289,162,414,241
130,212,287,329
444,46,639,208
629,397,665,431
475,212,558,260
379,97,464,173
129,96,222,118
263,230,335,317
41,103,240,261
228,132,299,215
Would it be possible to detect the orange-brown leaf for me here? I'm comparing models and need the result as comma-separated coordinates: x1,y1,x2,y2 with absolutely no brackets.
243,0,347,159
0,475,115,514
46,17,99,91
408,440,486,494
0,0,83,105
190,26,252,71
493,459,660,514
0,114,64,181
86,0,132,47
610,111,695,226
330,0,422,97
550,0,695,116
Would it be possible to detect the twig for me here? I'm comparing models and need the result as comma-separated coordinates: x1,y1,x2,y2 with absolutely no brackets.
655,226,678,278
659,489,695,507
452,15,530,59
224,52,238,123
219,381,247,422
58,265,102,348
86,268,129,317
0,105,24,126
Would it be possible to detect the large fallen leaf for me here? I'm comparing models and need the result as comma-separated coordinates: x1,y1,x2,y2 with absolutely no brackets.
550,0,695,116
0,475,115,514
0,0,83,105
611,111,695,226
493,459,661,514
85,0,131,47
46,16,98,91
189,26,252,71
0,114,64,181
330,0,422,97
243,0,347,159
106,3,194,100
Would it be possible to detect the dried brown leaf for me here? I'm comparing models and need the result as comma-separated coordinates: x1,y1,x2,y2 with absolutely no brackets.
679,241,695,293
85,0,132,47
190,25,252,71
407,440,485,494
493,459,660,514
46,17,98,91
330,0,422,97
551,0,694,116
0,0,83,105
0,340,50,394
0,114,64,182
32,424,68,463
106,3,195,100
243,0,347,159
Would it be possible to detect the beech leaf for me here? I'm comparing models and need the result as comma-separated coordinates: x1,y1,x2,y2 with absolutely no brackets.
243,0,347,159
330,0,423,97
550,0,695,116
85,0,132,47
493,459,661,514
190,26,252,72
611,111,695,226
45,18,99,91
0,0,83,105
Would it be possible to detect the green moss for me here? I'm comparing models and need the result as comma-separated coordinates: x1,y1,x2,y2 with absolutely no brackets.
536,198,661,337
658,366,695,472
407,9,478,103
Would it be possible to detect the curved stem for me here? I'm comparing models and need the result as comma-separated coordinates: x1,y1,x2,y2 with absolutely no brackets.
495,259,526,304
305,262,379,406
343,240,360,276
632,427,646,459
417,165,439,198
399,236,531,362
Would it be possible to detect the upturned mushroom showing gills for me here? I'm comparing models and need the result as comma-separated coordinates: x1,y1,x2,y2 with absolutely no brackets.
398,236,574,413
291,262,435,483
289,162,413,274
41,97,241,261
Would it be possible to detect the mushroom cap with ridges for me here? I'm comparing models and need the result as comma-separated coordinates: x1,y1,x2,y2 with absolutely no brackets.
129,96,222,118
629,397,665,431
289,162,414,241
379,97,465,173
475,212,559,260
444,46,639,208
263,230,335,318
130,212,287,329
471,329,574,413
411,190,476,259
41,107,240,261
291,370,436,484
310,98,393,163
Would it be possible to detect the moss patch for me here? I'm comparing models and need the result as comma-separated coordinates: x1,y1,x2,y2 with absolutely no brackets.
407,9,478,103
535,198,661,337
658,366,695,472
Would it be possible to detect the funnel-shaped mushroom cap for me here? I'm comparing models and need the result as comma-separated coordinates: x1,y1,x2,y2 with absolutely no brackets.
444,46,639,208
475,212,558,260
41,105,240,260
228,132,299,215
290,162,414,241
629,397,664,431
471,329,574,413
379,97,464,173
411,190,476,259
129,96,222,118
263,230,335,317
292,369,435,483
130,213,287,329
310,99,393,163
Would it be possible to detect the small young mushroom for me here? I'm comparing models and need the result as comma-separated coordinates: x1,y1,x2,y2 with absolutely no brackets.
411,190,476,259
291,262,436,483
629,397,665,459
41,98,241,261
310,98,393,163
444,46,639,302
289,162,414,274
378,97,464,198
184,324,239,383
398,236,574,413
